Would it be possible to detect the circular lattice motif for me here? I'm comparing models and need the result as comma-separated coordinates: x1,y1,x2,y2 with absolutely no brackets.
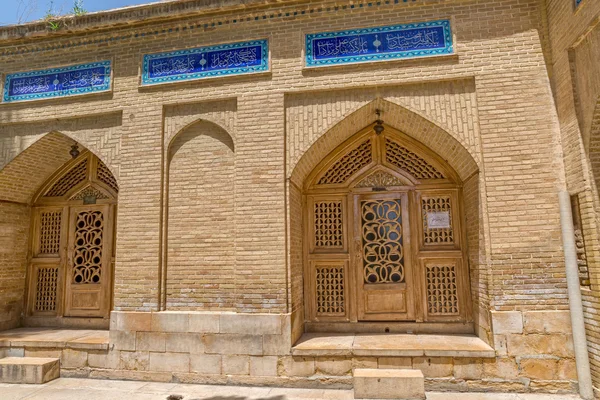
361,200,405,284
72,211,104,284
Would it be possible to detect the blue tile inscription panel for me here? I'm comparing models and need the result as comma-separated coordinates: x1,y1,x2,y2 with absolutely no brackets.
305,20,453,67
142,39,269,85
3,61,111,103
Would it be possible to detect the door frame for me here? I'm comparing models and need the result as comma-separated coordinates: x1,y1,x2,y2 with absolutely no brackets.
301,125,473,329
25,152,118,326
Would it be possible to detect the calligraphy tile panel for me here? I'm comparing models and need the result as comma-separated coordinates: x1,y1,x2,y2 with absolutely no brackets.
305,20,453,67
2,61,112,103
141,39,269,85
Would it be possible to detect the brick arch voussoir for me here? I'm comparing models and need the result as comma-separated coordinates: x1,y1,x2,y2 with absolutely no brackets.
290,98,480,187
166,117,235,153
0,130,94,204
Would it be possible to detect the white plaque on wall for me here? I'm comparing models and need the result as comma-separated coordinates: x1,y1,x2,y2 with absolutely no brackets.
427,211,451,229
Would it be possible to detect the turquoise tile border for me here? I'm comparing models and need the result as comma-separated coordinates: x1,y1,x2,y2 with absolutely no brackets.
141,39,269,85
2,61,112,103
305,19,453,67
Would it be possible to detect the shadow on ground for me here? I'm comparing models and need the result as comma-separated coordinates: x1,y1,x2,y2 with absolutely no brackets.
188,397,287,400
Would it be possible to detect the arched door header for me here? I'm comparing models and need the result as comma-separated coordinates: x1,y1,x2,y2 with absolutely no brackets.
290,99,479,187
33,151,118,205
306,124,460,190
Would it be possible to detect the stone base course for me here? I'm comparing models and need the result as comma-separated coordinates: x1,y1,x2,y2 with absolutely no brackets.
22,310,565,394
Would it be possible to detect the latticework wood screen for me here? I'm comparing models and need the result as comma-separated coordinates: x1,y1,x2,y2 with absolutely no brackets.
315,265,346,316
422,196,454,245
34,266,59,312
72,210,104,284
39,210,62,254
97,161,118,192
426,263,459,316
318,140,372,185
44,159,88,197
314,201,344,248
385,138,444,180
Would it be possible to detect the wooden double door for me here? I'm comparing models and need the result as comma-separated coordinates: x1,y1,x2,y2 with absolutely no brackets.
29,204,115,320
304,128,470,325
307,188,468,323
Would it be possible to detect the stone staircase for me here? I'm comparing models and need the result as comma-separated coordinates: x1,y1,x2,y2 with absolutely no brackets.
0,357,60,384
354,368,425,400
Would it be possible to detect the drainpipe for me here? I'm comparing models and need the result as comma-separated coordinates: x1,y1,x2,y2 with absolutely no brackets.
558,190,594,400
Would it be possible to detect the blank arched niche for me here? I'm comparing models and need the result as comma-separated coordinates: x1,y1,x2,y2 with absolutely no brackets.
166,120,235,311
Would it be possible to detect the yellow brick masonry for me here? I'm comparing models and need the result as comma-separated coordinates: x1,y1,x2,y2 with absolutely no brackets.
545,0,600,393
0,0,587,393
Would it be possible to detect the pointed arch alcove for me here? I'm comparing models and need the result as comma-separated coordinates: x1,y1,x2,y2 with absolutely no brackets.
165,119,235,310
293,116,479,334
27,148,118,327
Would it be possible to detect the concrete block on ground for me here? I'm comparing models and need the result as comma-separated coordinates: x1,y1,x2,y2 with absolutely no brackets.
354,368,425,399
0,357,60,384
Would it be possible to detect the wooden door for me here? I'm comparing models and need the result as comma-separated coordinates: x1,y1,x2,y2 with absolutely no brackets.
354,192,415,321
64,205,113,317
28,207,67,316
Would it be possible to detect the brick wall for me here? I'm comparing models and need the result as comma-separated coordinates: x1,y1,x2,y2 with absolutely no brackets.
167,120,235,310
0,202,29,330
545,0,600,391
0,0,582,390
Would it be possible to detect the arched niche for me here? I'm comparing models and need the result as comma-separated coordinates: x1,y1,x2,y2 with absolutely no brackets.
28,147,118,327
165,119,235,310
288,109,485,337
0,131,118,329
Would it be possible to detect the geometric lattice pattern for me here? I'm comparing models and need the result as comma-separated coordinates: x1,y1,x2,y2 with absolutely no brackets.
316,265,345,316
34,267,59,312
361,199,405,283
314,201,343,247
97,161,118,192
385,138,444,180
44,159,89,197
72,210,104,284
422,197,454,244
426,264,459,315
39,211,62,254
318,140,373,185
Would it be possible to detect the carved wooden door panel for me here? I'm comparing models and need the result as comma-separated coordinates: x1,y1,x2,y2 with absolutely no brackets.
28,207,67,316
64,205,113,317
354,192,415,320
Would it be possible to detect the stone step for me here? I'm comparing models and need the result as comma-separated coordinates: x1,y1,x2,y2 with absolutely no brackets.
0,357,60,384
354,368,425,400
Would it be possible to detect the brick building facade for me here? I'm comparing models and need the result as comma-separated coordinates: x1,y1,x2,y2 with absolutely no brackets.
0,0,599,396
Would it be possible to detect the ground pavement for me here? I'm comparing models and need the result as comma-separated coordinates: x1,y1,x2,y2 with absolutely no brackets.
0,378,583,400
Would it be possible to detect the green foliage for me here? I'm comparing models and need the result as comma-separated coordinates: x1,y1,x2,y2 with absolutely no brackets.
43,0,87,32
44,0,58,20
72,0,86,16
47,20,61,31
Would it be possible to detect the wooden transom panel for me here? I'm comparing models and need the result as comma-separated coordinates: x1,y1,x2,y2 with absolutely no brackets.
304,125,471,326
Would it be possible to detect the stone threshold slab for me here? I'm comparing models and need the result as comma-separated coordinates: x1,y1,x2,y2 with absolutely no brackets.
0,328,109,351
292,333,495,358
0,357,60,384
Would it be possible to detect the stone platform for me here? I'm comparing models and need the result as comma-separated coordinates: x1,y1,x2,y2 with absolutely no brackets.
0,327,109,373
292,333,495,358
0,328,109,355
